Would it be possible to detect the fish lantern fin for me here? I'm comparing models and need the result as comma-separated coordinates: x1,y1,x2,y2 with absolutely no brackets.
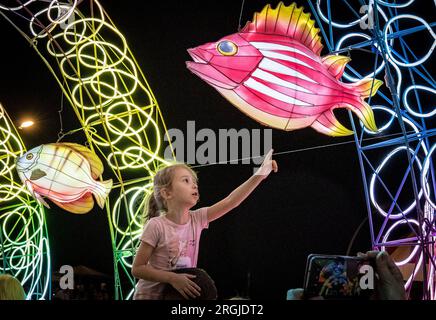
241,2,324,56
51,143,104,179
345,78,383,99
344,101,378,133
52,193,94,214
29,168,47,181
321,55,351,80
34,192,51,209
93,179,113,209
341,79,382,133
24,180,50,208
311,109,354,137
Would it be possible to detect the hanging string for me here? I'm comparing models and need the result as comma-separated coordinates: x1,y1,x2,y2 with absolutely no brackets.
110,129,421,188
190,130,419,169
237,0,246,31
53,126,419,170
56,89,65,142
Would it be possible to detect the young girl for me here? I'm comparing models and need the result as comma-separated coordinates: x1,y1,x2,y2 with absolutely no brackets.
0,274,25,300
132,149,278,299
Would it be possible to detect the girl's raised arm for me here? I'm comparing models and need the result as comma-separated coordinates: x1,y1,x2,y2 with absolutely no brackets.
207,149,278,223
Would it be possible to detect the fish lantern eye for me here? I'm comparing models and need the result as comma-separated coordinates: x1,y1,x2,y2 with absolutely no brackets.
26,153,34,160
217,40,238,56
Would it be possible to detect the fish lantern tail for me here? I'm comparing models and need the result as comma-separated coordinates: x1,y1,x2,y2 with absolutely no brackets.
311,77,382,137
93,179,113,209
343,78,383,133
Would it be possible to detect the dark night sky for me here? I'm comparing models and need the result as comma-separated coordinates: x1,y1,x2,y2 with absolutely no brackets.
0,0,430,299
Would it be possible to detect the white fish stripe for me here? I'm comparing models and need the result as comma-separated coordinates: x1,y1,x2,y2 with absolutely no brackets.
35,175,104,195
250,41,315,61
27,151,96,188
259,58,317,83
37,161,95,185
259,50,314,69
39,150,92,177
34,156,93,187
57,148,73,175
244,77,310,106
41,166,93,186
251,69,312,93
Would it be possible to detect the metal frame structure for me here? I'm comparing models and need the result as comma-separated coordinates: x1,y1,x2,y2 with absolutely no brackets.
309,0,435,299
0,103,51,300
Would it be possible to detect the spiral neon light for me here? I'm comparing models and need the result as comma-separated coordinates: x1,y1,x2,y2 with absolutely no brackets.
384,15,436,68
44,0,172,299
316,0,390,29
335,33,386,82
312,0,435,298
422,144,436,209
0,0,174,299
403,85,436,118
381,219,420,266
378,0,415,8
111,184,152,237
369,146,424,219
0,103,51,300
423,202,435,299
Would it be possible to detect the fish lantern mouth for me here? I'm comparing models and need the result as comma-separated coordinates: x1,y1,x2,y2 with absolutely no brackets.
16,158,35,172
187,48,210,64
186,48,238,90
15,148,42,172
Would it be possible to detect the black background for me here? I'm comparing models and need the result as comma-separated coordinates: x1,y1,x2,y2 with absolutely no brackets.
0,0,432,299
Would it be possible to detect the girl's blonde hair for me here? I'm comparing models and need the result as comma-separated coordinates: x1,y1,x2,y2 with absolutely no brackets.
0,274,25,300
144,163,197,220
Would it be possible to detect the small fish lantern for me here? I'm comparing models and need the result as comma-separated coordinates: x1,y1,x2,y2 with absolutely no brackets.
16,143,113,214
186,2,382,137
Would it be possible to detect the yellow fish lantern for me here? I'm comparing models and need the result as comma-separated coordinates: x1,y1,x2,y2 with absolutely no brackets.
16,143,113,214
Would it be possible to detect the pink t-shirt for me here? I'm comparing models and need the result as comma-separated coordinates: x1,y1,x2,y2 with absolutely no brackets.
133,207,209,300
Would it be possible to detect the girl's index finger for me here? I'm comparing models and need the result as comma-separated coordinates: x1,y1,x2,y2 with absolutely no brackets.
272,160,278,172
263,149,273,162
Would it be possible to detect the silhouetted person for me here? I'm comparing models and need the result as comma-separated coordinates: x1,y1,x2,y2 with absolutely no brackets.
161,268,217,300
287,251,406,300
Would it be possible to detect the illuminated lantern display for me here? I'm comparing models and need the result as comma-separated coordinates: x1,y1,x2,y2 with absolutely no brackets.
0,103,51,300
310,0,435,299
187,2,382,136
0,0,173,299
16,143,113,214
1,0,433,300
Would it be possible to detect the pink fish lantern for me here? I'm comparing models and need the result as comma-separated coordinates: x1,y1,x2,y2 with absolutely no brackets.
186,2,382,136
16,142,113,214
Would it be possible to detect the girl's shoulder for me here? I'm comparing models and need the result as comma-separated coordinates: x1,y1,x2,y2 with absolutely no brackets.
189,207,209,226
144,215,166,227
189,207,208,215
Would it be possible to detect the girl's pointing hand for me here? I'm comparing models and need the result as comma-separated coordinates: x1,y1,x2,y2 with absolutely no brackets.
255,149,278,178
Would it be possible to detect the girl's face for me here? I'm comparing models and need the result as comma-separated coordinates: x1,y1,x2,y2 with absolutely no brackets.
165,167,199,207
